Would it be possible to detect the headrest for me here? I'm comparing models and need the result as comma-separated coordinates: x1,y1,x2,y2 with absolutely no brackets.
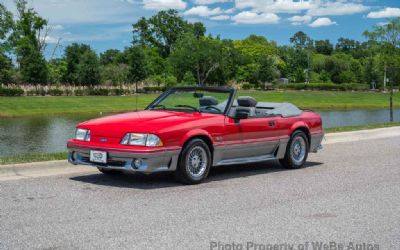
237,96,257,107
199,96,218,106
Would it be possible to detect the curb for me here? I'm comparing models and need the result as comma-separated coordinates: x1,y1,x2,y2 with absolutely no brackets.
324,126,400,144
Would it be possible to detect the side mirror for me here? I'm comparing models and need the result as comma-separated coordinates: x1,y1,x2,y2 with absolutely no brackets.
235,111,249,120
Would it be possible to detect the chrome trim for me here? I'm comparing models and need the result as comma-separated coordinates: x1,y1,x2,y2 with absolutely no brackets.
68,146,181,173
215,154,276,166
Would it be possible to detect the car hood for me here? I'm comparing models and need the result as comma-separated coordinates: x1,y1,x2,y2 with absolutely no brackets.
78,110,217,137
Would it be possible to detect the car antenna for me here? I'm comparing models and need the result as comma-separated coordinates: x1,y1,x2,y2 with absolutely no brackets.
135,82,138,112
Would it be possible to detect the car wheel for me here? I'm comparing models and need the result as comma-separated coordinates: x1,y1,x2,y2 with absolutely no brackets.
279,130,309,169
175,139,212,184
97,167,121,175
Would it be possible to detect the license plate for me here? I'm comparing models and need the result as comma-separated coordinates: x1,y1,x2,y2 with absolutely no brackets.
90,150,107,164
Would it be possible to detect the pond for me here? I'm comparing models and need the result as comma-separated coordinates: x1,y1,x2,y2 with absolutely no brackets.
1,109,399,157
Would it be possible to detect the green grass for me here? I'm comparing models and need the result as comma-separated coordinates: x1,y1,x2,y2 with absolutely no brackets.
325,122,400,133
1,91,399,117
0,152,68,165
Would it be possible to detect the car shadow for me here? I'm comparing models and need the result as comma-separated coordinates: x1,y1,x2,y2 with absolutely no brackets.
69,160,323,190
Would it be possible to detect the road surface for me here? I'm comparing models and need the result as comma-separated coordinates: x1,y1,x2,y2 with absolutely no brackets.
1,131,399,250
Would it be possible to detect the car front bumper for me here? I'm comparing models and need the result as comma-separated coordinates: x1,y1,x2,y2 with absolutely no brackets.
67,142,181,173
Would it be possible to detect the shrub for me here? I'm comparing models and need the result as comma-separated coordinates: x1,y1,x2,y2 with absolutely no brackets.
143,86,166,93
88,88,110,96
0,87,24,96
277,83,368,91
241,83,252,90
47,88,63,96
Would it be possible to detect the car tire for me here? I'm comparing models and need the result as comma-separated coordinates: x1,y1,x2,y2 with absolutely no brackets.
279,130,309,169
174,139,212,185
97,167,121,175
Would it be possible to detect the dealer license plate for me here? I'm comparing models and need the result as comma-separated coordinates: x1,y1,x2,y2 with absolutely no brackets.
90,150,107,164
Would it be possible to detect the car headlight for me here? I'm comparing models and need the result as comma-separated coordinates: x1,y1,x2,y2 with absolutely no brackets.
75,128,90,141
120,133,163,146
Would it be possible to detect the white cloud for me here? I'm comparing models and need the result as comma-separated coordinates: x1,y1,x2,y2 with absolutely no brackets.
193,0,230,4
307,1,369,16
143,0,187,10
309,17,337,28
232,11,280,24
210,15,230,20
2,0,147,25
235,0,315,14
235,0,369,16
52,24,64,30
184,6,223,16
367,7,400,19
288,15,312,25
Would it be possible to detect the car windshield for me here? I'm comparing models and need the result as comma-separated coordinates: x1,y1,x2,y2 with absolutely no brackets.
147,88,233,114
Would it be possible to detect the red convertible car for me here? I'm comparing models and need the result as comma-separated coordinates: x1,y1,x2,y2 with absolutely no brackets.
67,87,323,184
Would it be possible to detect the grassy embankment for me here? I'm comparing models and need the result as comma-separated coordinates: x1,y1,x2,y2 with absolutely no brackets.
1,91,399,117
1,122,400,165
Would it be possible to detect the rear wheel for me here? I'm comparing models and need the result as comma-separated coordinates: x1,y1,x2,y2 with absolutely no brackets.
280,131,309,169
97,167,121,175
174,139,212,185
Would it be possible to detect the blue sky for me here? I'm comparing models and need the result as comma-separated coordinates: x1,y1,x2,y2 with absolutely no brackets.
3,0,400,57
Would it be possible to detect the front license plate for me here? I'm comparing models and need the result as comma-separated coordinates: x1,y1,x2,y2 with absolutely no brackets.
90,150,107,164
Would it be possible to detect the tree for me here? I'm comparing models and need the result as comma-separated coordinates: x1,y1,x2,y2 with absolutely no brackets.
126,46,147,83
11,0,48,84
290,31,313,51
100,64,129,86
47,59,67,84
0,3,14,51
170,34,224,86
315,40,333,55
100,49,122,65
290,31,313,83
259,56,279,83
364,17,400,121
132,9,206,58
77,50,101,85
64,43,92,84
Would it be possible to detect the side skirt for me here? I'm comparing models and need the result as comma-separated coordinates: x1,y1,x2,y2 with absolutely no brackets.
214,154,277,166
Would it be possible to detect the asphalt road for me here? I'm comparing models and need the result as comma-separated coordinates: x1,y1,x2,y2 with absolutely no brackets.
1,135,399,250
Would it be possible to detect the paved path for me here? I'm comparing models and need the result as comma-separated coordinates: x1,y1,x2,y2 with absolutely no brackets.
0,128,399,250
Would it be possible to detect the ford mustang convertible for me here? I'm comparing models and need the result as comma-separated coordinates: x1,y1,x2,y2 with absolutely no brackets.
67,87,323,184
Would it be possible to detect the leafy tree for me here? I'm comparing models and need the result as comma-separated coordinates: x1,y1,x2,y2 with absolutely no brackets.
100,64,129,86
100,49,122,65
0,53,12,83
126,46,147,83
133,9,206,57
181,71,196,85
64,43,92,84
315,40,333,55
0,3,14,51
170,34,224,85
77,50,101,85
259,56,279,83
290,31,313,51
48,59,67,84
11,0,48,84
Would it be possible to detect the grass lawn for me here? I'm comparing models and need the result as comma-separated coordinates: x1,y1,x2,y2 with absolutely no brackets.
0,91,399,117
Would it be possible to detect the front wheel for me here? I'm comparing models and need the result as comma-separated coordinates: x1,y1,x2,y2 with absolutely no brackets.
174,139,212,185
280,131,309,169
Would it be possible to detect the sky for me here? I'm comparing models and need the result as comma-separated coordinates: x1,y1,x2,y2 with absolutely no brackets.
3,0,400,58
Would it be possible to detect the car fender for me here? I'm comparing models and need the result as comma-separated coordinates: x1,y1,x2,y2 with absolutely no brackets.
179,129,214,147
288,121,310,136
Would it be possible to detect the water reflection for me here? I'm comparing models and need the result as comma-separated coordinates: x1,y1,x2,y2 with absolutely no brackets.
0,109,399,157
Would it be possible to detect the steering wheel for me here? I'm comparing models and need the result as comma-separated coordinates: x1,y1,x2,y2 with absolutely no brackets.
204,106,222,112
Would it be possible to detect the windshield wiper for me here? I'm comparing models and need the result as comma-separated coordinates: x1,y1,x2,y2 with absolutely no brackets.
151,104,166,110
174,105,200,112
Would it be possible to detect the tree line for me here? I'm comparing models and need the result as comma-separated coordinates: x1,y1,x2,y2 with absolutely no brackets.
1,1,400,89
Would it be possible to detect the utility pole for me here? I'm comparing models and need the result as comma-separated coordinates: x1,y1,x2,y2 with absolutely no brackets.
389,78,394,122
383,65,387,91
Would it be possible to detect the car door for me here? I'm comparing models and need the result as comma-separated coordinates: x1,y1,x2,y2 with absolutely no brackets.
220,115,281,161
